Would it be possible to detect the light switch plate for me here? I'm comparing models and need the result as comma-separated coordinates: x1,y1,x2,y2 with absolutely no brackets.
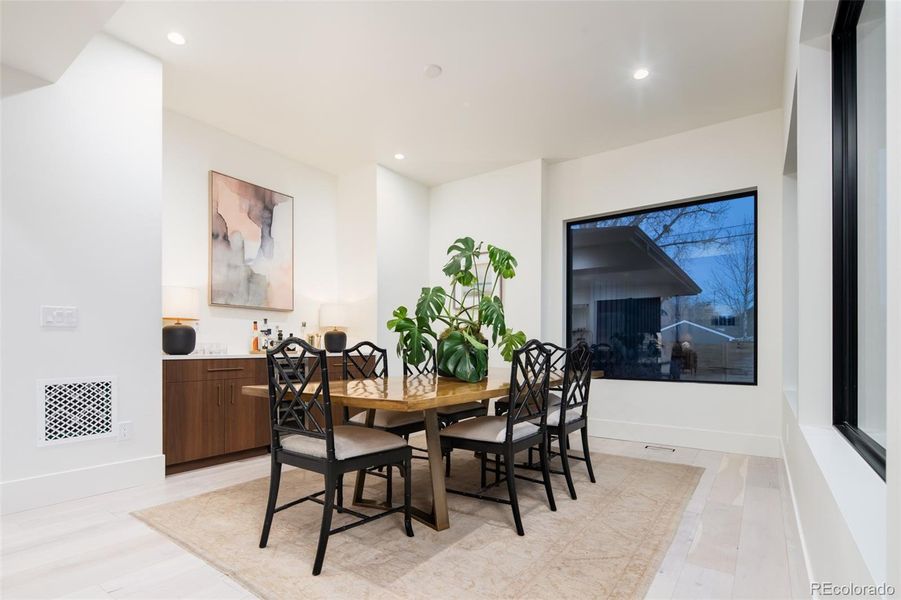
41,306,78,328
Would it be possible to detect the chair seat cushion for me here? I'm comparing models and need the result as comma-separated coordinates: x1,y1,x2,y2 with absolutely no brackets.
349,409,425,429
281,426,406,460
440,415,539,444
547,404,582,427
437,401,486,416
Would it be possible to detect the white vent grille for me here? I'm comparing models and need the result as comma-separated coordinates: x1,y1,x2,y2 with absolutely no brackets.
37,377,117,446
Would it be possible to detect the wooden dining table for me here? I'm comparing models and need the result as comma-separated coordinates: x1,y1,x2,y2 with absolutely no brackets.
242,367,520,531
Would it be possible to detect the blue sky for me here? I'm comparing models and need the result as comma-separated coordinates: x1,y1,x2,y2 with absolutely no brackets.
666,195,755,309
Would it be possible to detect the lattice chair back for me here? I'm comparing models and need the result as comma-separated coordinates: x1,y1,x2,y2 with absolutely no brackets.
403,347,437,377
558,341,593,423
266,338,336,460
505,339,552,439
541,342,568,392
342,341,389,380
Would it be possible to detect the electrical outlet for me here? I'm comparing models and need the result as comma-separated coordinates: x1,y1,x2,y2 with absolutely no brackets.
118,421,133,441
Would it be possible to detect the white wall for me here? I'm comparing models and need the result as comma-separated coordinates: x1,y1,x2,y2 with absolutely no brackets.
428,160,544,366
543,110,784,457
163,111,339,352
0,34,163,513
885,0,901,588
778,0,899,588
375,166,430,374
336,165,378,345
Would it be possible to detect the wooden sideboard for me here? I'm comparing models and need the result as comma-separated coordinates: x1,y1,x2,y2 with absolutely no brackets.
162,354,347,474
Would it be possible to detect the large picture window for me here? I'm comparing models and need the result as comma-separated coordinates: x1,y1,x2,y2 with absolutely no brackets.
566,192,757,385
832,0,886,479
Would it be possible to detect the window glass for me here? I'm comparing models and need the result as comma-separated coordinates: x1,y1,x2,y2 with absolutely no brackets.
567,193,756,384
855,0,886,446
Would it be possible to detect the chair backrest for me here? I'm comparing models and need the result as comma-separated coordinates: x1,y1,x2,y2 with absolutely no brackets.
505,339,552,440
342,341,388,380
542,342,568,392
557,341,593,424
266,337,336,460
403,347,437,377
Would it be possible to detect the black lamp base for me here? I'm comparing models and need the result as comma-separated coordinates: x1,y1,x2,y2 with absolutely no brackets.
323,330,347,353
163,323,196,355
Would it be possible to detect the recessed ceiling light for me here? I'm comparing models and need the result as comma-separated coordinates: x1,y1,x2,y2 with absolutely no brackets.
167,32,186,46
394,153,405,160
423,64,443,79
633,68,649,80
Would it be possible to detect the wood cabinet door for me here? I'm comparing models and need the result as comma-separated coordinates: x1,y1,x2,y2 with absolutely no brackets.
164,381,228,465
225,378,272,453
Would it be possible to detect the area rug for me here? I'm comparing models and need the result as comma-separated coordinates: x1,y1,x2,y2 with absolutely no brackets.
134,445,701,600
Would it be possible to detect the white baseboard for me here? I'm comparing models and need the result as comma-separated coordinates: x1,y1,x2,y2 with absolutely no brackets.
588,417,782,458
780,438,816,596
0,454,165,514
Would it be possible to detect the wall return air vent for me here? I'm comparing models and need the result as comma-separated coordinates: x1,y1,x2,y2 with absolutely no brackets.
37,377,117,446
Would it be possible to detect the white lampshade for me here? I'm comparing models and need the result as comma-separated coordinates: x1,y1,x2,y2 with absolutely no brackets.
162,286,200,321
319,303,347,329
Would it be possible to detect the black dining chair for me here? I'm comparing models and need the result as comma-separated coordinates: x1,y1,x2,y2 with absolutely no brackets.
439,339,556,535
343,341,425,506
537,340,596,499
259,338,413,576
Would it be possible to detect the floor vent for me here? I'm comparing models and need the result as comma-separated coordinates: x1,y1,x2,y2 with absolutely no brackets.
37,377,117,446
644,444,676,453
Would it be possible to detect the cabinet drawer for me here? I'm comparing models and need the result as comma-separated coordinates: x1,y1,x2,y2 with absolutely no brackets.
164,358,266,383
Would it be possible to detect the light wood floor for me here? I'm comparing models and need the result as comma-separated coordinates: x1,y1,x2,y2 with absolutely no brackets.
1,436,809,599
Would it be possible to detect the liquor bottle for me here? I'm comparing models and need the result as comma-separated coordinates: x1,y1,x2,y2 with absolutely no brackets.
251,321,259,353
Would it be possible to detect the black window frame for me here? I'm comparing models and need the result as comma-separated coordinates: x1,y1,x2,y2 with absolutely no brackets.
831,0,886,479
565,189,759,386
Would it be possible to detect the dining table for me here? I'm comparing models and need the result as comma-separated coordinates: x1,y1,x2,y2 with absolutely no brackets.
243,367,531,531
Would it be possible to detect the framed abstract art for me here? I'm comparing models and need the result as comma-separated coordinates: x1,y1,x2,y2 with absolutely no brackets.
209,171,294,311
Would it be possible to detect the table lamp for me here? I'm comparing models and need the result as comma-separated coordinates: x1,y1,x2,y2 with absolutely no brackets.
319,303,348,353
162,286,200,355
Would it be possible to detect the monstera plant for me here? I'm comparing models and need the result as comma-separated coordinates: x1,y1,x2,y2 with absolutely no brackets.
387,237,526,382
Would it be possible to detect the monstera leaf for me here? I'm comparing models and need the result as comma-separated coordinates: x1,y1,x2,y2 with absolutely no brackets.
487,244,517,279
478,296,506,344
437,331,488,383
387,306,434,365
415,286,446,322
442,237,478,287
499,328,527,362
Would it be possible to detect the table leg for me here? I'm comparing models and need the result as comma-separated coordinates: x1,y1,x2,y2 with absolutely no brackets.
352,409,392,509
410,408,450,531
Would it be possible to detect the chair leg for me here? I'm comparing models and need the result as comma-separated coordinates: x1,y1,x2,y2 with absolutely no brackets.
445,449,452,477
559,432,577,500
312,472,337,576
336,473,344,512
539,441,557,512
527,446,534,466
504,450,524,536
494,453,500,485
259,459,281,548
386,464,393,506
403,455,414,537
480,451,487,488
580,426,596,483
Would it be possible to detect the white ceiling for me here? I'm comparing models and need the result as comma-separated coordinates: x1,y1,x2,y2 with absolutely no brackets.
2,0,122,96
105,1,788,186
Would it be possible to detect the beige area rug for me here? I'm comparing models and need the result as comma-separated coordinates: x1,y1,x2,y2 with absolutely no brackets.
134,445,702,600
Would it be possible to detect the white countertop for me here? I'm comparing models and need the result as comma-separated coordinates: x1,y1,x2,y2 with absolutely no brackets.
162,353,265,361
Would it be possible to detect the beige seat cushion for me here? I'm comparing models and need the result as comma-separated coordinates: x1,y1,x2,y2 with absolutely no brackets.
281,426,406,460
440,415,539,443
547,404,582,427
349,410,424,429
437,401,486,416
